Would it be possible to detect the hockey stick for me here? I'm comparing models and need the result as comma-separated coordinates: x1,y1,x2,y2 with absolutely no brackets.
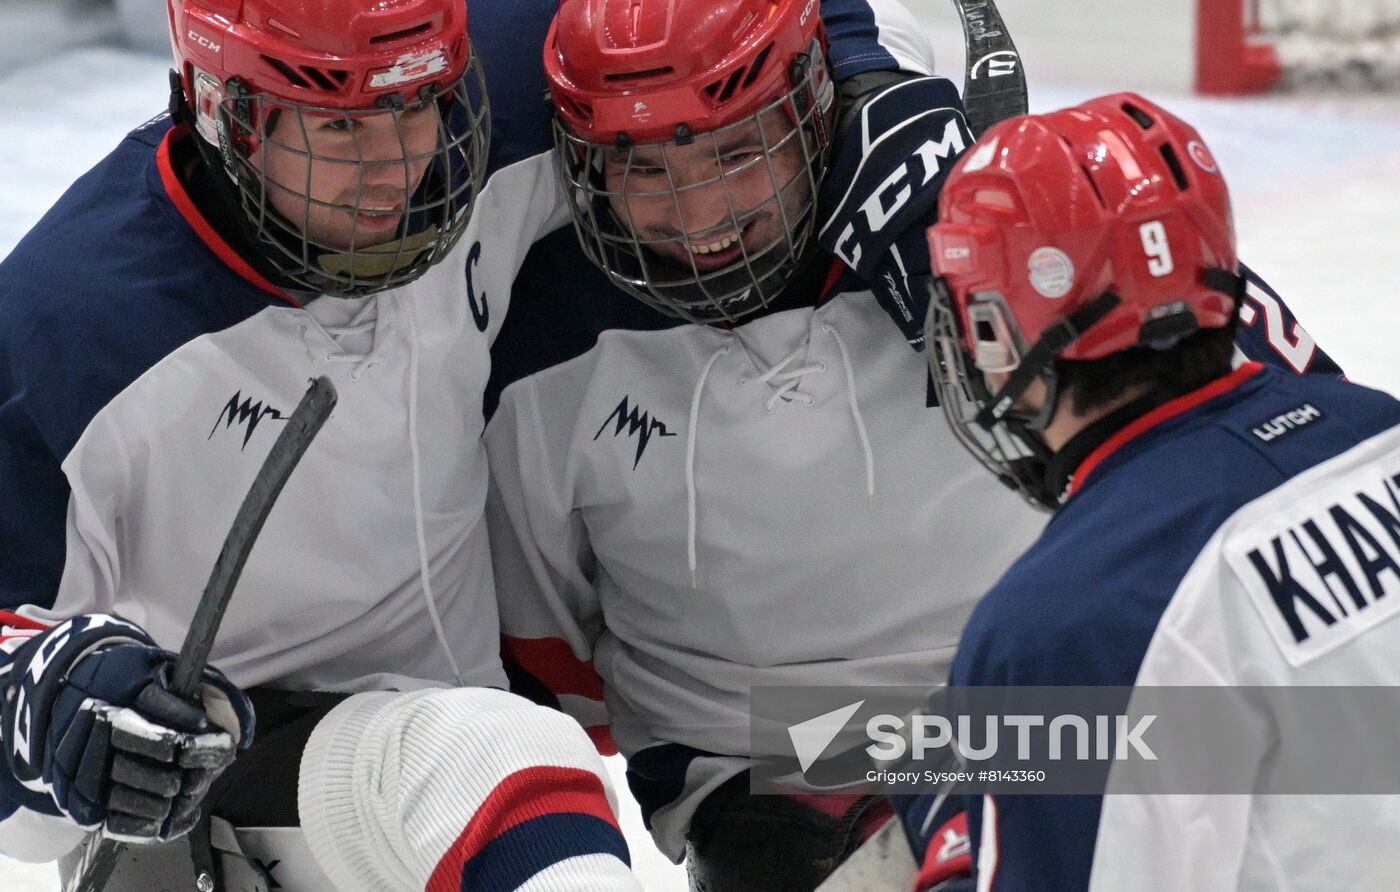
953,0,1029,137
813,751,967,892
816,819,919,891
819,8,1025,888
67,375,338,892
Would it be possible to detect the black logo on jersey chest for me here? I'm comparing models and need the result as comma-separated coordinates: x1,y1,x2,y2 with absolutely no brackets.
252,858,282,888
209,391,288,449
594,396,676,469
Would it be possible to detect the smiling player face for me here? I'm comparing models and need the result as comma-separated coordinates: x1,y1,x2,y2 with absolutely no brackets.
601,106,811,277
258,103,441,252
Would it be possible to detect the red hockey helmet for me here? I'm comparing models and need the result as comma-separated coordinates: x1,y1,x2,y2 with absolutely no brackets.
924,93,1241,505
546,0,835,324
168,0,489,296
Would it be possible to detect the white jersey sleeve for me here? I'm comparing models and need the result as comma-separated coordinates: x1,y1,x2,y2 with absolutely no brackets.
858,0,937,75
1089,425,1400,892
818,0,938,79
485,366,613,751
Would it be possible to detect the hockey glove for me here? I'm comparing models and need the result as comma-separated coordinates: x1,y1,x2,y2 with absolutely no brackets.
817,76,974,350
890,792,974,892
1,613,255,843
915,809,973,892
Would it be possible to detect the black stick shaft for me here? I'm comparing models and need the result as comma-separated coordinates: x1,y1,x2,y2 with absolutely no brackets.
170,377,338,698
70,376,337,892
817,10,1029,884
953,0,1029,137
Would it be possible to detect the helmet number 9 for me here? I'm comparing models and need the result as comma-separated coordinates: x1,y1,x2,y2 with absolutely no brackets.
1139,220,1174,277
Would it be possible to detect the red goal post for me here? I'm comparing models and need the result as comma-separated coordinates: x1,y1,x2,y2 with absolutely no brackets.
1197,0,1400,95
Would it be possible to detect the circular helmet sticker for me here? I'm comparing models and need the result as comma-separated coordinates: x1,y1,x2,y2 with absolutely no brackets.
1187,140,1218,173
1027,247,1074,299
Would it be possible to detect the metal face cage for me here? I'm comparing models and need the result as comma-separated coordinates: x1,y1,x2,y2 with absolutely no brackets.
554,40,834,325
925,278,1054,510
218,49,489,298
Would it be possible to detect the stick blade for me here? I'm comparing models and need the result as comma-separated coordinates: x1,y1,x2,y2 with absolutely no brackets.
816,820,918,891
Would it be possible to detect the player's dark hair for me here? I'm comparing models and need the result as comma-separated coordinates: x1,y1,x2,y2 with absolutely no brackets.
1054,321,1238,416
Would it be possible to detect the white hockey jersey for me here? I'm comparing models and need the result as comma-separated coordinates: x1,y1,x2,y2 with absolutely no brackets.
0,116,564,860
940,365,1400,891
1091,421,1400,892
485,283,1048,854
2,120,564,693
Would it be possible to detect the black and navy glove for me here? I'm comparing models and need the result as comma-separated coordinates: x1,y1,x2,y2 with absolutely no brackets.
817,75,974,350
1,613,254,843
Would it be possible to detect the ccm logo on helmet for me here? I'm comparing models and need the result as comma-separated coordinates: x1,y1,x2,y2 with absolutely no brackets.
835,118,968,269
800,0,817,27
188,30,221,54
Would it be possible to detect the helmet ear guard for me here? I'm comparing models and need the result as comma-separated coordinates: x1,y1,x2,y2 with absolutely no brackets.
971,290,1121,431
781,39,834,149
186,68,231,148
168,66,248,176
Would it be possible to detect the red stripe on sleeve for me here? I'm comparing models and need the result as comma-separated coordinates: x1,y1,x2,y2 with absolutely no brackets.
585,725,618,757
502,635,606,701
0,610,50,631
917,810,972,891
424,765,620,892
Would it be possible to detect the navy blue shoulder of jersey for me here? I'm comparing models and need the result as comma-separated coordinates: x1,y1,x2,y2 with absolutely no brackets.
1235,262,1344,377
954,366,1398,691
469,0,558,174
941,366,1400,891
0,115,285,611
821,0,910,79
486,228,680,419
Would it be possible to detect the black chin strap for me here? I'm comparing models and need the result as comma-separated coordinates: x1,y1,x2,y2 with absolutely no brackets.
1203,266,1249,304
975,291,1122,430
988,268,1248,504
1039,266,1249,500
994,424,1059,509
